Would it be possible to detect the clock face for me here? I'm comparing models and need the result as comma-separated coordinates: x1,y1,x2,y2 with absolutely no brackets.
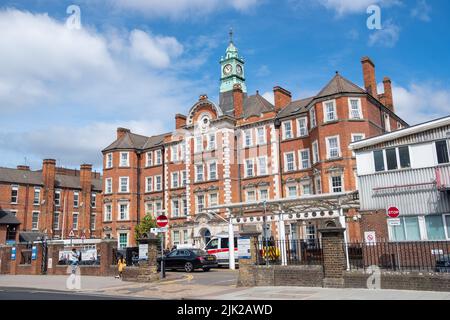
236,64,243,75
223,64,232,75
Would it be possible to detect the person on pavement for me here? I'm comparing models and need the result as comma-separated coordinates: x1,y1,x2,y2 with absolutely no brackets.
116,256,126,279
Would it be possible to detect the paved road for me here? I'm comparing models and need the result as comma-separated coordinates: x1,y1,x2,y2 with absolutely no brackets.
163,269,238,286
0,287,143,300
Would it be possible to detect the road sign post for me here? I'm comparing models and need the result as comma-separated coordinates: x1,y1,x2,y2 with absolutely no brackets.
156,215,168,279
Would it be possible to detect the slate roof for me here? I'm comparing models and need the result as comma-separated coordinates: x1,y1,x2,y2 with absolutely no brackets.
103,131,168,153
218,91,274,118
277,97,314,118
0,167,102,191
0,210,20,225
19,231,45,243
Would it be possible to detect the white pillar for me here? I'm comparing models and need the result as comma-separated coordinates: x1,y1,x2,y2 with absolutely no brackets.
228,210,236,270
278,211,287,266
339,210,350,271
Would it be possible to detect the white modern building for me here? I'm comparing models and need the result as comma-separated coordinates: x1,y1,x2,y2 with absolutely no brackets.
350,116,450,241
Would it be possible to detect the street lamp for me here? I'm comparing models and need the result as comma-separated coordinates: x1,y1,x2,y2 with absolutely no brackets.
263,201,269,266
37,235,49,274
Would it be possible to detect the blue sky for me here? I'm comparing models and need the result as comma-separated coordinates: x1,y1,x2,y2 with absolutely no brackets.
0,0,449,171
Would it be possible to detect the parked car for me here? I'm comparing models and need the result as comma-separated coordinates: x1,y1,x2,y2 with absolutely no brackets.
157,249,218,272
435,254,450,273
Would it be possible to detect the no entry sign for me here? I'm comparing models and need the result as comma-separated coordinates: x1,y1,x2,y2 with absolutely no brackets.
387,206,400,219
156,215,169,228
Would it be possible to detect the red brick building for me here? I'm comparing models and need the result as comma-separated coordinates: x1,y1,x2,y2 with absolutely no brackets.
0,160,102,245
101,37,408,248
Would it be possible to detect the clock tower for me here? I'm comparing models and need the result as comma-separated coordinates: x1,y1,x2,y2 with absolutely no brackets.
220,29,247,94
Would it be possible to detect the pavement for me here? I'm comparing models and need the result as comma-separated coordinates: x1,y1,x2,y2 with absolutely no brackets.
1,270,450,300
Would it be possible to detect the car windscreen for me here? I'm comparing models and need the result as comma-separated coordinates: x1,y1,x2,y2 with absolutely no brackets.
191,249,207,256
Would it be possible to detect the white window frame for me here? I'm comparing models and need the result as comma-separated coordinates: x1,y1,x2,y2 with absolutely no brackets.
310,107,317,129
259,189,269,201
326,136,341,159
106,153,113,169
104,204,112,222
195,136,203,153
91,193,96,208
196,194,205,213
182,197,188,216
118,232,129,249
181,171,187,187
72,213,79,231
172,198,180,218
297,117,308,137
90,213,96,231
348,98,363,120
284,152,296,172
105,178,113,194
208,161,217,180
119,177,129,193
172,172,179,189
207,133,216,151
146,151,153,167
323,99,337,123
299,149,311,170
118,202,130,221
282,121,293,140
53,212,60,230
54,190,61,207
119,152,130,167
209,193,218,207
243,129,253,148
31,211,39,230
257,127,266,145
155,175,162,191
195,164,204,182
33,188,40,205
246,189,256,202
73,192,79,208
171,145,179,162
302,182,312,195
312,140,320,164
245,158,254,177
287,185,298,198
10,185,18,204
155,149,162,165
315,176,322,194
329,174,344,193
351,133,366,156
155,201,163,216
384,113,391,132
257,156,268,176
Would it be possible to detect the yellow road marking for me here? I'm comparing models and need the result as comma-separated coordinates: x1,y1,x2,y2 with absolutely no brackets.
159,274,193,285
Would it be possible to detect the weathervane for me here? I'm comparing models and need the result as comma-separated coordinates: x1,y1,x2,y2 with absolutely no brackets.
229,28,233,44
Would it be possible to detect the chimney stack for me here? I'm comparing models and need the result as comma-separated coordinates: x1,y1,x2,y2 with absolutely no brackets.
175,114,187,129
117,127,130,140
361,57,377,97
383,77,394,111
273,86,292,112
233,84,244,118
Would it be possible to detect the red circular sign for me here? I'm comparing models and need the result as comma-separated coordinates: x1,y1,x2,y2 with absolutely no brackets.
156,215,169,227
388,207,400,218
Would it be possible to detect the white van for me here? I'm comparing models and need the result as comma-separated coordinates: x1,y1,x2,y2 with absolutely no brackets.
204,234,239,267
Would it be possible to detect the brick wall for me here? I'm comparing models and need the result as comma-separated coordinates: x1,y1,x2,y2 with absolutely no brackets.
360,210,389,241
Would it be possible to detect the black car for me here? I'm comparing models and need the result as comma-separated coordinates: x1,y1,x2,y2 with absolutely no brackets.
435,254,450,273
157,249,218,272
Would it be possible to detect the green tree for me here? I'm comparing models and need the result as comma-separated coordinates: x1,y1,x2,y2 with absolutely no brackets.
134,214,157,240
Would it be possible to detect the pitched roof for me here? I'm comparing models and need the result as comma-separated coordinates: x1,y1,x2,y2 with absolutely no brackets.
316,73,365,98
0,167,42,185
0,167,102,191
242,94,274,118
103,131,168,153
0,210,20,225
277,97,314,117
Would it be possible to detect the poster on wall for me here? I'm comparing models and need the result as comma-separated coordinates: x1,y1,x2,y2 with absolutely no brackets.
11,247,16,261
237,237,251,259
31,246,37,260
139,244,149,260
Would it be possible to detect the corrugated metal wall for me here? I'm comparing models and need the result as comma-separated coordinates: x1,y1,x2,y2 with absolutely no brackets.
359,165,450,215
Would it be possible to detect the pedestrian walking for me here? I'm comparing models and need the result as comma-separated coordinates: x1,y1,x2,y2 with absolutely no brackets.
116,256,126,279
70,248,79,274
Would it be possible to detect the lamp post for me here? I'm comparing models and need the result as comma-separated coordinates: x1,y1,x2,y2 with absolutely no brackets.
263,201,269,266
37,235,49,275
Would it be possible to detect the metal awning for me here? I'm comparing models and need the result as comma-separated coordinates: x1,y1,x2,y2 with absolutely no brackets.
206,191,359,216
0,210,20,225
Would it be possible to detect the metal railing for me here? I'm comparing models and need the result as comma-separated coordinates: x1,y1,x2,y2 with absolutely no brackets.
256,239,323,266
346,240,450,273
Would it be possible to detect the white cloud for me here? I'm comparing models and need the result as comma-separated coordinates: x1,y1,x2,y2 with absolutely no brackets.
411,0,432,22
317,0,401,15
0,9,212,169
368,20,400,47
256,65,271,77
388,82,450,125
129,29,183,69
111,0,260,19
262,91,274,105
